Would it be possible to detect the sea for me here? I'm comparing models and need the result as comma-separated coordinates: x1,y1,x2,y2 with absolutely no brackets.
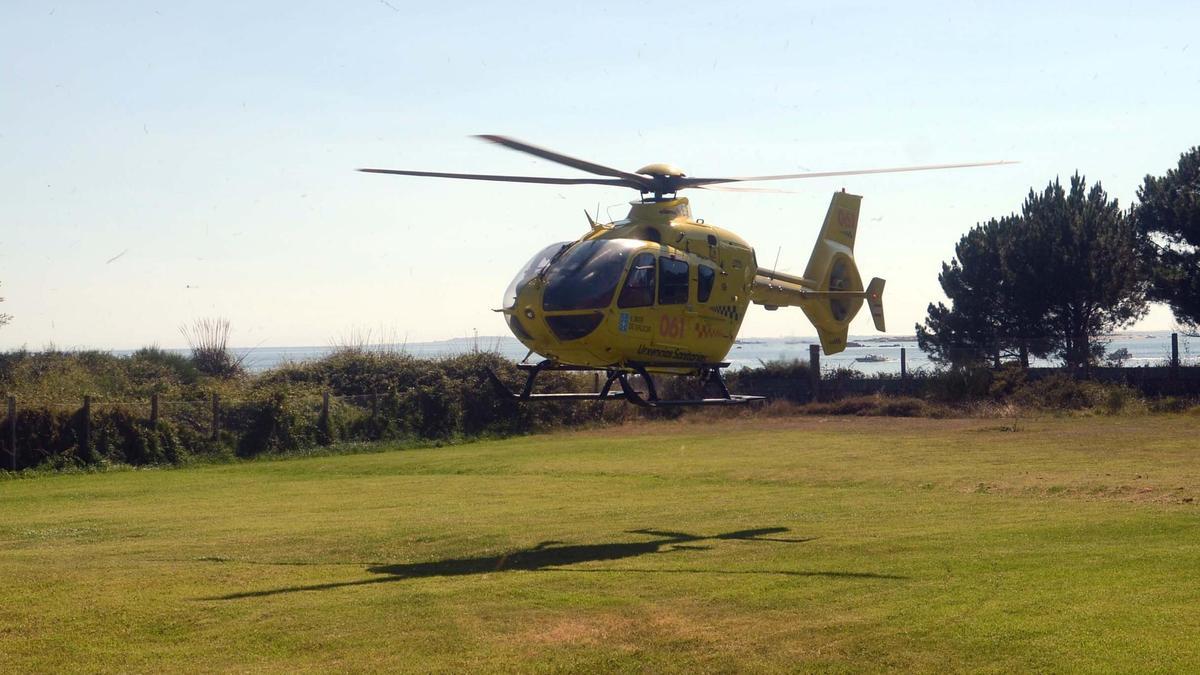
117,330,1199,375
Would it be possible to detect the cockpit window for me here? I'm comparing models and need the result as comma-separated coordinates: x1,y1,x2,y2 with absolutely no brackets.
542,239,640,311
658,257,689,305
503,241,569,309
618,252,656,308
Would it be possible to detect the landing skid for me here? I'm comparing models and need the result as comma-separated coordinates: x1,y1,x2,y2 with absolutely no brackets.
485,360,765,408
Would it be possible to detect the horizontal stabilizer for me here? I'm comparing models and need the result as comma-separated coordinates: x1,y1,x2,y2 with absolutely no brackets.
865,277,885,332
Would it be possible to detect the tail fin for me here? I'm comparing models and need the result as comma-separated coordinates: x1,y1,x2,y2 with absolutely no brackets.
800,192,864,354
803,190,861,279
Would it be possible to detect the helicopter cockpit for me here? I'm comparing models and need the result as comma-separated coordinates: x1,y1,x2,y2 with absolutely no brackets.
502,239,643,342
541,239,642,311
503,237,724,347
504,239,648,313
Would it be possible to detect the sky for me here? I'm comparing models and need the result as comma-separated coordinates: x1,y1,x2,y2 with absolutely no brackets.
2,0,1197,349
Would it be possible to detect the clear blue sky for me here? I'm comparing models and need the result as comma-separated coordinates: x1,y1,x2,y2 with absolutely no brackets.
2,1,1197,349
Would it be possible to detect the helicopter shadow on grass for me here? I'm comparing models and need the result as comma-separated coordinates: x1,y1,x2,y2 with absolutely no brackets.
208,527,906,601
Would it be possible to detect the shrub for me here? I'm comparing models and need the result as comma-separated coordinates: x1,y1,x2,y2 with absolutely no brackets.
921,367,994,402
90,407,184,465
728,358,814,402
234,392,320,457
987,364,1028,398
129,346,199,386
10,407,80,470
876,397,931,417
804,396,878,416
1010,375,1099,410
1102,386,1134,414
1149,396,1192,413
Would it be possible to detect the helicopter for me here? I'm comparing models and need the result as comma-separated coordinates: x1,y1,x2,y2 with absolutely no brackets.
360,136,1011,407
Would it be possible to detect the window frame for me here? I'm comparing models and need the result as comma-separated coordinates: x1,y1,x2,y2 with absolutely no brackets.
697,264,716,303
618,252,657,309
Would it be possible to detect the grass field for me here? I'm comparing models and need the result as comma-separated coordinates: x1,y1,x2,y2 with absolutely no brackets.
3,413,1200,672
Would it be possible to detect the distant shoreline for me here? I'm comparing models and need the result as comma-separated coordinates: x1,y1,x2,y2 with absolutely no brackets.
3,329,1191,374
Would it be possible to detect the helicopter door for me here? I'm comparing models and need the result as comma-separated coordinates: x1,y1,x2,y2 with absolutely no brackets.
614,252,657,345
653,256,691,356
692,263,730,354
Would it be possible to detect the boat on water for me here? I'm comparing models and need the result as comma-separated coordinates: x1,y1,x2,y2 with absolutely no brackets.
855,354,888,363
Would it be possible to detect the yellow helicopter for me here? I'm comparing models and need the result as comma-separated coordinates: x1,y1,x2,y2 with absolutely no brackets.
361,136,1010,406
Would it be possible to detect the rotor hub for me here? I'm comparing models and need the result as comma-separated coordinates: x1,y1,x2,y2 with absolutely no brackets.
635,163,688,199
636,163,686,178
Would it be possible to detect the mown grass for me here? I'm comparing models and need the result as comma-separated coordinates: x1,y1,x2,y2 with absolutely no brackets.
2,415,1199,672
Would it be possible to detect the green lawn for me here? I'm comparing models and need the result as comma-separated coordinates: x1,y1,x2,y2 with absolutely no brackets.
2,414,1199,672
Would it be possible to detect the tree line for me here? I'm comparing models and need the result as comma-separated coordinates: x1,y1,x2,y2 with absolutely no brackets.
918,147,1200,369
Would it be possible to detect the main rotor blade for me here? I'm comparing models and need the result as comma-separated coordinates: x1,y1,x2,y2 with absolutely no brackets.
696,184,796,194
475,134,653,187
680,159,1018,188
357,168,640,187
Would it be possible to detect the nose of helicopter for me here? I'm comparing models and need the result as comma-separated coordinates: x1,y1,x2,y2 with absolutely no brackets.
501,239,641,353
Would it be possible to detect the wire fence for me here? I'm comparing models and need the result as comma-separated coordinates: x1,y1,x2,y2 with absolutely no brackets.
3,334,1198,472
0,391,438,473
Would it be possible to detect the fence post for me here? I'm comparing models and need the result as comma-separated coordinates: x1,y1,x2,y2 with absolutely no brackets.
82,395,91,453
7,395,15,472
900,347,907,379
809,344,821,402
1171,332,1180,377
319,391,331,444
150,393,160,426
210,393,220,441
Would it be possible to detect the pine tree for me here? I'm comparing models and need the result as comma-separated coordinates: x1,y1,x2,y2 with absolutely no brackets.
917,216,1050,366
1134,146,1200,332
919,175,1147,370
1008,175,1147,369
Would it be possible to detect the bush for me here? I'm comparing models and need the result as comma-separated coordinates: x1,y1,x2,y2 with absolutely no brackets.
987,364,1028,398
728,358,814,402
1102,386,1134,414
233,392,320,457
922,367,994,402
876,397,932,417
1011,375,1099,410
1149,396,1192,413
129,347,199,386
10,407,81,470
798,395,938,417
91,407,184,465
